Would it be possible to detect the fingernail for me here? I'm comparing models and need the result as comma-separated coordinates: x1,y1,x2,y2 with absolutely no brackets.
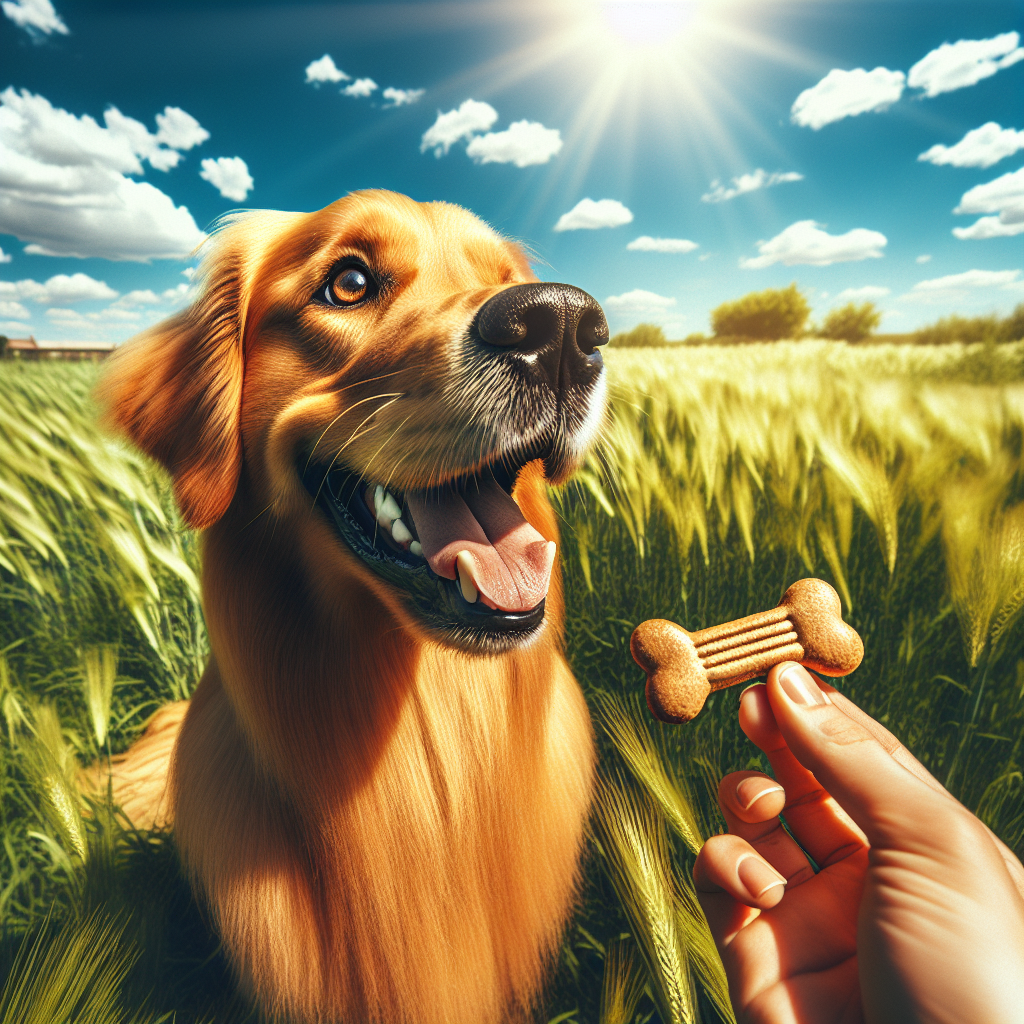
739,682,765,702
736,855,787,900
735,776,784,811
778,663,829,707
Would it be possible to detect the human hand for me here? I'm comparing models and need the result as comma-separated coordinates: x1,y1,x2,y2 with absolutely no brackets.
693,661,1024,1024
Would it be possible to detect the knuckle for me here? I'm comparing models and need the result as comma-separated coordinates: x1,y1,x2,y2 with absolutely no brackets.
783,784,828,811
941,806,991,856
816,710,875,747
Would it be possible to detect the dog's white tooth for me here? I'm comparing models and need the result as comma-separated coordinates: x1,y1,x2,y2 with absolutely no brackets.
380,492,402,521
409,540,423,557
456,550,478,604
547,540,557,559
373,485,385,517
391,518,412,544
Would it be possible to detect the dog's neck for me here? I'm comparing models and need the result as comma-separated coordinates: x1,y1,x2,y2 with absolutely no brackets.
198,484,565,819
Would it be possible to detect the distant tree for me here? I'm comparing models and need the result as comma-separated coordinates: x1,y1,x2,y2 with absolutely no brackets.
999,303,1024,342
913,313,1002,346
711,283,810,340
818,301,882,343
681,332,709,345
0,336,7,359
608,323,668,348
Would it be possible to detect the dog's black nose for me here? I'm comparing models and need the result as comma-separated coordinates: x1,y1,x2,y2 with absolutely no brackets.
474,283,608,390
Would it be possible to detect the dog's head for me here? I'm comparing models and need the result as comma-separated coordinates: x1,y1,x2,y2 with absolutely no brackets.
101,190,608,653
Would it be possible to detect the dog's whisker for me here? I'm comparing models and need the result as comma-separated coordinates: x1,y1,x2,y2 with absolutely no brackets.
352,414,416,550
306,356,441,470
311,395,405,507
241,498,281,531
306,391,405,468
355,412,415,494
334,367,409,392
375,441,414,497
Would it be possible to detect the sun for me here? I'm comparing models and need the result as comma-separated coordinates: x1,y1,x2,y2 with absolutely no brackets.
597,0,701,50
419,0,817,223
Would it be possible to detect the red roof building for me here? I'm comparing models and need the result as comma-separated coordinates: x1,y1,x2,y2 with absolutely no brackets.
1,336,115,360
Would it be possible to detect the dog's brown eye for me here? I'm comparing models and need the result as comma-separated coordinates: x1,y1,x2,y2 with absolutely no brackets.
328,267,369,306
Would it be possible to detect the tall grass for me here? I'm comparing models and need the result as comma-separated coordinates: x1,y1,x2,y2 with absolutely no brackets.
0,363,205,704
552,341,1024,1021
0,343,1022,1021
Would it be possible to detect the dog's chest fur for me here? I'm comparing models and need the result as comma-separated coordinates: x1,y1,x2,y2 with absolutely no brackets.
169,510,595,1024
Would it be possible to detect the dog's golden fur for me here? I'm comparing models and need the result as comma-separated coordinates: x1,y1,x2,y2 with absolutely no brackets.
99,191,597,1023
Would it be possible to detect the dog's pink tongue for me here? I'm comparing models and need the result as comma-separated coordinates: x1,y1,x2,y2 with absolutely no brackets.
406,479,554,613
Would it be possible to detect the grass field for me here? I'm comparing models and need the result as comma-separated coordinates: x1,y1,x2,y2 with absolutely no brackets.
0,342,1022,1022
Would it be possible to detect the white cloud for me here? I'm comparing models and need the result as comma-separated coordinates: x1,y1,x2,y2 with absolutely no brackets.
112,288,161,307
741,220,887,268
835,286,890,301
46,305,143,325
465,120,562,167
46,307,91,323
154,107,209,152
0,280,38,301
0,320,31,333
955,166,1024,215
912,269,1021,294
0,246,10,263
604,289,677,312
916,254,932,263
47,305,103,321
0,273,117,304
554,198,633,232
952,166,1024,239
38,272,117,303
102,105,209,172
199,156,253,203
626,236,698,253
919,123,1024,169
953,216,1024,240
343,78,378,98
101,108,180,172
382,87,424,107
701,168,804,203
0,88,205,261
791,67,905,130
908,32,1024,98
0,300,30,319
421,100,498,157
305,55,349,85
112,282,191,310
162,282,191,304
99,307,142,322
1,0,67,35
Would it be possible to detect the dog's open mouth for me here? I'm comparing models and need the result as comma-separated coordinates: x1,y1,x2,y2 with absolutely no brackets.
302,451,552,651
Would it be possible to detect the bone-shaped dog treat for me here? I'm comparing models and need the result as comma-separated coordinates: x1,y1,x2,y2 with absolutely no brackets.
630,578,864,724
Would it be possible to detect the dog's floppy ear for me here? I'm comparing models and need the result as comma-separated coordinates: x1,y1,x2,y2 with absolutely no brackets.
99,216,262,529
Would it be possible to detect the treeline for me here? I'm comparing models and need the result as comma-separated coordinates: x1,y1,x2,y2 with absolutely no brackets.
609,284,1024,347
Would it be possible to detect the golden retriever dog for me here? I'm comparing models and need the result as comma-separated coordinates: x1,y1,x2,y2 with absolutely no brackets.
98,189,608,1023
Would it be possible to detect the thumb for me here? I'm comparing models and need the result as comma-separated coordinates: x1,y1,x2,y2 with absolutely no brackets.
765,662,950,848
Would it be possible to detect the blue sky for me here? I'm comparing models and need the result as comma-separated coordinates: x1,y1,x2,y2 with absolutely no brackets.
1,0,1022,342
